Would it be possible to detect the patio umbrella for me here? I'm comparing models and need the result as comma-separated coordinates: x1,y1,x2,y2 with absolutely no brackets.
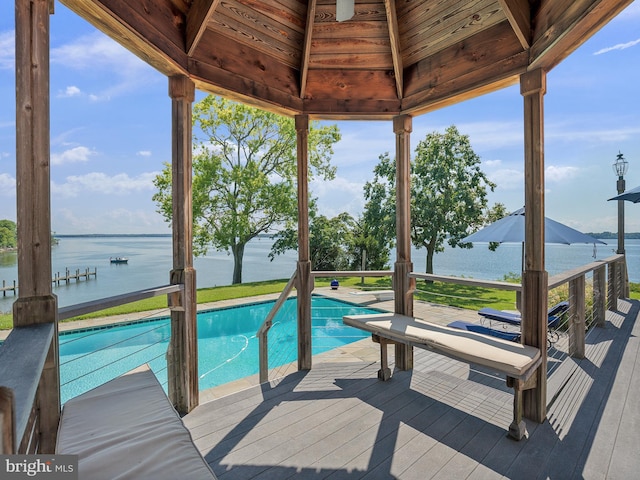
462,207,606,271
463,207,606,246
608,185,640,203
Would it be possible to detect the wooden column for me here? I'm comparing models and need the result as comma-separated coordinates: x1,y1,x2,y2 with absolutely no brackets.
593,264,606,327
296,115,312,371
393,115,415,370
520,68,548,423
13,0,59,453
167,75,198,414
568,275,586,358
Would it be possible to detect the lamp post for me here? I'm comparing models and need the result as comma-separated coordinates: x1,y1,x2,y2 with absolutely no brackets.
613,151,628,255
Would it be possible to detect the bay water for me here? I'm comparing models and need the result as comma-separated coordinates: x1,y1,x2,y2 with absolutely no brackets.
0,235,636,313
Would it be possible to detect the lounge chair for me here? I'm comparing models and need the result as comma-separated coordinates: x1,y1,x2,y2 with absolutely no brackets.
447,320,521,342
478,301,569,329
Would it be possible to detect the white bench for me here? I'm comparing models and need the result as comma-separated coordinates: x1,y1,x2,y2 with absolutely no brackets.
349,290,395,301
56,365,217,479
343,312,541,440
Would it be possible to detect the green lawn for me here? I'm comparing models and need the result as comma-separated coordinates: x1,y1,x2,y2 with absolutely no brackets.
1,277,638,331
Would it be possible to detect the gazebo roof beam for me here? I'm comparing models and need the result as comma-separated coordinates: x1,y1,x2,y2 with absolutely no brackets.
186,0,220,57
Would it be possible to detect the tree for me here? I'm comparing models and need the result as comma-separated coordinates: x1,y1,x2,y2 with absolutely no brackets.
483,202,508,251
0,220,17,249
153,96,340,284
270,211,356,271
349,174,394,270
365,126,496,275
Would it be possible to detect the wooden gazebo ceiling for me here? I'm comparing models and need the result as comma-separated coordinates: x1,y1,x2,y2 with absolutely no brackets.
60,0,632,119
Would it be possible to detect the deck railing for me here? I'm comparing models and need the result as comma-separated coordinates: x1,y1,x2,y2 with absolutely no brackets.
411,255,627,359
257,271,298,383
257,270,394,384
0,284,182,454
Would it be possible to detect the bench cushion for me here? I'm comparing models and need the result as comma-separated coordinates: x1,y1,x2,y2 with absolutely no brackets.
56,365,217,480
343,313,540,378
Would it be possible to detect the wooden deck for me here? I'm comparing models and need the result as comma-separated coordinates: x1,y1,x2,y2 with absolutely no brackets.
184,298,640,479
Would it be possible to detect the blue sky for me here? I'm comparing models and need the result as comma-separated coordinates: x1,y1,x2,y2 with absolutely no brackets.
1,2,639,235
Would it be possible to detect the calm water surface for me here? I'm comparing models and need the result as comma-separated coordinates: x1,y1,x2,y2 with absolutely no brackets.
0,235,637,312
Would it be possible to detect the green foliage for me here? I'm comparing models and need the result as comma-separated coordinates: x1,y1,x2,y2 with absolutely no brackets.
363,126,495,275
270,211,357,271
153,96,340,284
483,202,508,251
0,220,17,249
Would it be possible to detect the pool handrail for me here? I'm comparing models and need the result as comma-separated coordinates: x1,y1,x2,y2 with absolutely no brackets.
257,271,298,383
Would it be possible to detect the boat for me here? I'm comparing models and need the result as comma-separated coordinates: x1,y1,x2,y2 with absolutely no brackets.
110,257,128,264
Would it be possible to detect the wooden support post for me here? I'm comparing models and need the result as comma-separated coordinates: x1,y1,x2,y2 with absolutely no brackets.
594,265,606,327
608,261,617,310
520,68,548,424
372,335,392,381
13,0,59,454
568,275,586,358
393,115,414,371
296,115,312,371
167,75,198,414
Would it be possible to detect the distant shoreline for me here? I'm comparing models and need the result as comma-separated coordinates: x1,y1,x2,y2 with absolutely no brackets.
54,233,171,238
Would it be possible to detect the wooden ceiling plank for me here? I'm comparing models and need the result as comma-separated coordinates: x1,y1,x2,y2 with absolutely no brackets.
403,52,528,115
384,0,403,99
402,1,505,64
310,52,393,69
191,60,303,117
404,21,524,96
498,0,531,49
193,30,300,95
312,37,392,55
186,0,221,56
209,11,301,68
300,0,317,99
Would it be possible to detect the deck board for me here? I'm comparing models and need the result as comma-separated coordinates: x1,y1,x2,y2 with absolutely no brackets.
184,298,640,479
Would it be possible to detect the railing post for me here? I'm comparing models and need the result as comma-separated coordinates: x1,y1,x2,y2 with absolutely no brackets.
593,265,606,327
608,261,618,310
167,75,198,414
1,387,14,453
568,275,586,358
393,115,415,370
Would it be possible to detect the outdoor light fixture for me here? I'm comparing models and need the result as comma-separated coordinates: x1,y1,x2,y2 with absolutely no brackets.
613,151,628,255
613,151,629,179
336,0,355,22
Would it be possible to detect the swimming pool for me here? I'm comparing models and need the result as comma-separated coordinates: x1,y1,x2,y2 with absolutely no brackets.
59,296,380,403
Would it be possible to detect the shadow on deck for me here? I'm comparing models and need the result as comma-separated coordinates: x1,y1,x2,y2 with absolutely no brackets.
183,298,640,479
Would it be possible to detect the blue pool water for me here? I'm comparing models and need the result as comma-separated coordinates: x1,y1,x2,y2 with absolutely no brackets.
59,296,379,403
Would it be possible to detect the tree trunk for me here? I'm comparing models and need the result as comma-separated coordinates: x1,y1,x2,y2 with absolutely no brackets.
425,244,435,284
232,242,245,284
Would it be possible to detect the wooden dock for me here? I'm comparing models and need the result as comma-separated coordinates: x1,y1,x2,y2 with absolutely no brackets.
184,298,640,479
1,267,97,296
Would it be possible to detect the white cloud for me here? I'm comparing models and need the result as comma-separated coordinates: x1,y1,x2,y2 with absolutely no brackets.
484,159,502,167
487,168,523,190
312,176,366,218
58,86,82,98
51,146,96,166
137,151,152,157
0,173,16,196
545,165,580,183
0,30,14,70
594,38,640,55
52,171,160,198
53,207,167,234
51,32,159,100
